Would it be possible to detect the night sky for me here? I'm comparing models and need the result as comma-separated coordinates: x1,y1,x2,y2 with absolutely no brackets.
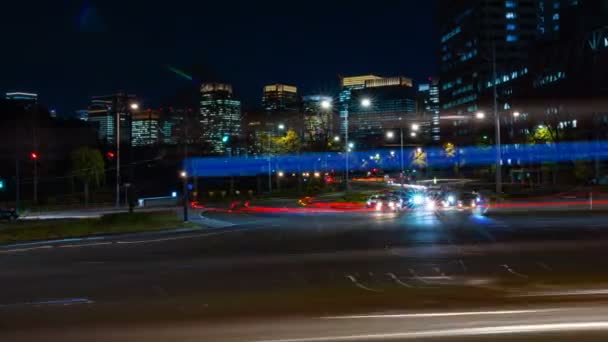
1,1,437,114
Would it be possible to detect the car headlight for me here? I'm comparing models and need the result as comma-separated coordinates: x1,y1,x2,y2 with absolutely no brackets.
447,195,455,204
388,201,395,208
376,202,383,210
411,194,424,205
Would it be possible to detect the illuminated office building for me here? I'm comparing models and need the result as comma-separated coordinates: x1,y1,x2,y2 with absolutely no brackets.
348,76,417,146
87,93,138,145
417,77,441,142
200,83,242,155
131,109,161,146
262,84,299,111
338,75,383,135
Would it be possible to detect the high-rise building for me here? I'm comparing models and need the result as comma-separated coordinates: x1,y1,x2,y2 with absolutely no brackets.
200,83,242,155
338,75,383,135
347,76,418,146
262,84,299,111
438,0,537,117
418,77,441,142
87,93,138,145
132,109,161,146
302,95,335,144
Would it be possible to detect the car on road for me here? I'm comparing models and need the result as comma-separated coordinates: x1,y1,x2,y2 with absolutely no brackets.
441,191,488,214
366,194,404,212
0,208,19,221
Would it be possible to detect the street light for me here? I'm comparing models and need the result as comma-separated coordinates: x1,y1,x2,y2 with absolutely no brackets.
333,136,340,142
180,170,188,222
475,111,486,120
386,131,395,139
278,124,285,130
411,123,420,131
513,111,521,118
321,100,332,109
130,103,139,110
116,101,140,208
410,132,417,137
361,98,371,108
278,171,284,177
348,142,354,149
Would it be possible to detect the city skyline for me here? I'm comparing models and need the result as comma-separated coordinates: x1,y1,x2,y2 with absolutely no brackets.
1,1,438,115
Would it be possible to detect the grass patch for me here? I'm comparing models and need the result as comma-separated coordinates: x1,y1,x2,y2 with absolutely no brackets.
0,211,193,245
338,191,373,203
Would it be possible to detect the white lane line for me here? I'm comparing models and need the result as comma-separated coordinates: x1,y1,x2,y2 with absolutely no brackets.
501,264,529,278
0,298,94,307
385,272,412,288
0,245,53,254
116,231,228,245
321,308,560,319
408,268,429,284
59,242,113,248
513,288,608,297
252,321,608,342
345,275,382,292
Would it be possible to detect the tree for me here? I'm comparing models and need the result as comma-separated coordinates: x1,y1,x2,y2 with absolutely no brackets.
273,129,301,154
71,147,105,206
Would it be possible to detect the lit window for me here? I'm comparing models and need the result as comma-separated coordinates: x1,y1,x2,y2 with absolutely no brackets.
553,13,560,20
572,120,577,128
506,34,519,42
506,12,517,19
506,23,517,31
505,1,516,8
554,2,560,8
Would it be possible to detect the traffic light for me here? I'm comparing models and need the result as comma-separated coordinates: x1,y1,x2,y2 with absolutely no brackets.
106,151,116,159
30,152,38,160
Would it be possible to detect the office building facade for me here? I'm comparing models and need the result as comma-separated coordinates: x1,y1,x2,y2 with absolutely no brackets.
347,76,418,147
417,77,441,142
262,84,299,111
200,83,242,155
87,93,137,145
338,75,383,135
132,109,161,146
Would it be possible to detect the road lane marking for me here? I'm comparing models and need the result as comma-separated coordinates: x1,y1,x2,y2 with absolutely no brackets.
59,242,113,248
253,321,608,342
321,308,560,319
116,232,226,245
0,245,53,254
0,298,94,307
408,268,429,284
513,288,608,297
345,275,382,292
385,272,412,288
501,264,528,278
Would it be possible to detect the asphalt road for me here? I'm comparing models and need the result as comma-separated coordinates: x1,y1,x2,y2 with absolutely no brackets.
4,208,608,340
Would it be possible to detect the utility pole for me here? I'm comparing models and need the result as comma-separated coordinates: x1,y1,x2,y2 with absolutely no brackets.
115,99,121,208
400,127,404,186
493,44,502,194
345,112,350,191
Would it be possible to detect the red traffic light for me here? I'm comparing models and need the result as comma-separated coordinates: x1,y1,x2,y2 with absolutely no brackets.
106,151,115,159
30,152,38,160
